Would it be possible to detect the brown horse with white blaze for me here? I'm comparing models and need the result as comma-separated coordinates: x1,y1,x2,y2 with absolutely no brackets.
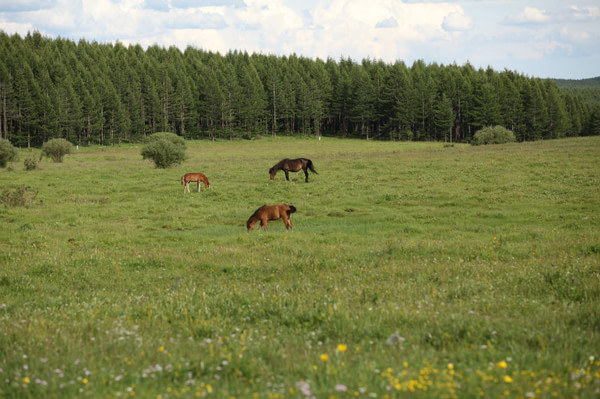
246,204,296,232
181,173,210,193
269,158,317,182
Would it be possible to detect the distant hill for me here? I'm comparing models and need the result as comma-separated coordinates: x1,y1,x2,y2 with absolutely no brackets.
553,77,600,108
553,77,600,89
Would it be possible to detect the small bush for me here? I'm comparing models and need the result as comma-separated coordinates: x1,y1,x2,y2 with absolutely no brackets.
141,132,186,168
42,138,74,162
0,186,38,208
0,139,18,168
471,126,516,146
24,156,41,170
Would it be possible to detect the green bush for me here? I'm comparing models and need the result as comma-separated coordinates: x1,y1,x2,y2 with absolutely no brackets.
471,125,516,145
42,138,74,162
23,157,40,170
141,132,186,168
0,185,38,208
0,139,18,168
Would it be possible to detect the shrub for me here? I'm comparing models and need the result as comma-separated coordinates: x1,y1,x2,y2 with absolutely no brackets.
471,126,516,146
0,186,38,208
141,132,186,168
24,155,41,171
42,138,74,162
0,139,18,168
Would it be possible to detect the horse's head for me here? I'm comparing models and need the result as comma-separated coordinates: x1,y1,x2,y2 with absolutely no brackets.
246,219,254,231
269,167,275,180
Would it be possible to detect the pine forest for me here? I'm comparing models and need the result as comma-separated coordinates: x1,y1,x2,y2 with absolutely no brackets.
1,31,599,147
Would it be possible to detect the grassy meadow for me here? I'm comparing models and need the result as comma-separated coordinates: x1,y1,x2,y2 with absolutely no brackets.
1,136,599,398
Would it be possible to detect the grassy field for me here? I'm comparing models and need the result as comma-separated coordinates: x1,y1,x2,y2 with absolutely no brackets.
1,136,599,398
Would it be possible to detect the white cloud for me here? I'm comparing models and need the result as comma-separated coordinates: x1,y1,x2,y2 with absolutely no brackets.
442,10,473,32
0,0,598,79
375,17,399,29
0,20,35,35
507,6,550,24
79,0,149,39
568,6,600,21
560,26,590,42
167,9,228,29
143,0,169,12
168,28,229,52
225,0,305,54
306,0,467,61
171,0,244,8
0,0,53,12
233,0,303,33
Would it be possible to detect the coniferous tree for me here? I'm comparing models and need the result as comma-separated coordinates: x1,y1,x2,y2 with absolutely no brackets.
330,59,352,137
0,32,595,145
411,60,437,140
523,79,549,141
588,104,600,136
563,93,586,137
349,63,375,139
542,79,569,138
433,93,455,142
470,78,502,132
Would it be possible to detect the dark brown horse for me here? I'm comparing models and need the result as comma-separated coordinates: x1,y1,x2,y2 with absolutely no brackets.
181,173,210,193
269,158,317,182
246,204,296,232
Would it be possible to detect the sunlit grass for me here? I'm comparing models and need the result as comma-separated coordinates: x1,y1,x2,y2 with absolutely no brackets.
1,136,599,398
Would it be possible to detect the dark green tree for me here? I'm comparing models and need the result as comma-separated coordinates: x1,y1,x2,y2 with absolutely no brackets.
433,93,455,142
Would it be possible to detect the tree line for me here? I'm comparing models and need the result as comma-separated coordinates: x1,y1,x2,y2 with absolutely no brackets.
1,31,598,147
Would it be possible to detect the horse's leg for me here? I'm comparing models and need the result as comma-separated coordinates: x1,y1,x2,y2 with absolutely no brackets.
197,181,200,192
282,214,291,231
303,167,309,182
284,170,289,181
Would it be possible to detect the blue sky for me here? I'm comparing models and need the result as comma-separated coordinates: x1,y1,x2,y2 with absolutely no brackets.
1,0,598,79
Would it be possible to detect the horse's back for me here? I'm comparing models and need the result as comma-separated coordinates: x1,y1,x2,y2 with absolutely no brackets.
184,172,206,181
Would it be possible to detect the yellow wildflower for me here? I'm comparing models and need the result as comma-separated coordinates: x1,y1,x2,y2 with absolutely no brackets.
337,344,347,353
320,354,329,362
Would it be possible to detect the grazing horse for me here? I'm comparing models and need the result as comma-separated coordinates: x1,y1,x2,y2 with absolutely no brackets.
246,204,296,232
181,173,210,193
269,158,317,182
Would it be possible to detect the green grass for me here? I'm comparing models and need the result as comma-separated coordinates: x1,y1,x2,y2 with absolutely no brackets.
1,136,599,398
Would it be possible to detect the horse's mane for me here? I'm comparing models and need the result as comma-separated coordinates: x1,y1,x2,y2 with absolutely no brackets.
272,159,290,169
247,205,267,222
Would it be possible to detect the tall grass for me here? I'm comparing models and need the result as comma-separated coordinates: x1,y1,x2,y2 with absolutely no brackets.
1,137,599,398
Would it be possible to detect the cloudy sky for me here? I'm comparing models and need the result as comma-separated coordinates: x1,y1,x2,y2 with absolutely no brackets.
1,0,599,79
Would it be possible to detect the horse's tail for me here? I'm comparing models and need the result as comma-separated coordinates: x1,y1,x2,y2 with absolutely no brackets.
306,159,318,174
287,205,297,216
